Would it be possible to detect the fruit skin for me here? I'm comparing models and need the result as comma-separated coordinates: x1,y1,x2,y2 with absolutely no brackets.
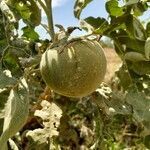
40,39,107,98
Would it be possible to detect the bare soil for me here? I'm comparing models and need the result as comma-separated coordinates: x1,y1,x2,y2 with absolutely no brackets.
103,48,122,83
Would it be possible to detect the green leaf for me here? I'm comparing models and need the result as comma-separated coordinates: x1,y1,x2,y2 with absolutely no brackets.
29,0,41,26
0,89,10,119
0,119,4,137
95,85,132,115
124,52,147,62
133,2,148,16
0,40,7,55
145,37,150,60
80,19,94,33
0,70,17,89
118,36,145,53
0,0,16,23
125,0,139,6
22,26,39,41
114,29,145,53
15,1,31,20
144,135,150,149
74,0,93,19
9,0,41,26
116,65,132,90
85,17,108,30
146,22,150,37
131,61,150,75
106,0,124,17
19,55,41,68
125,86,150,130
125,15,146,40
81,17,109,34
0,78,29,149
0,13,7,53
3,51,23,77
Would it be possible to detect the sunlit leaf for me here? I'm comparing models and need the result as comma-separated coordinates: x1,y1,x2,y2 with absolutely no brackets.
26,100,62,149
106,0,124,17
22,26,39,41
74,0,93,19
0,0,16,23
80,19,94,33
0,78,29,149
81,16,109,34
25,128,49,150
15,1,31,19
8,0,41,26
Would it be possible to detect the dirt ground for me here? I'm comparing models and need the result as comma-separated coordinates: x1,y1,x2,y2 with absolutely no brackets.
103,48,122,83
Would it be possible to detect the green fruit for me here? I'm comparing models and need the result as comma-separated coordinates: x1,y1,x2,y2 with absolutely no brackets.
40,39,107,98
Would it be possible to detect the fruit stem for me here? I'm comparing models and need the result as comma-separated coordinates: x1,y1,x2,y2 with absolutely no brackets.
38,0,55,41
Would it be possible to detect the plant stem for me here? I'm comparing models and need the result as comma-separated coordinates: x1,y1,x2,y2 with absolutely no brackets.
45,0,55,41
38,0,55,41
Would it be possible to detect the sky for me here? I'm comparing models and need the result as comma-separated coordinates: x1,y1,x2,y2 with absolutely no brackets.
36,0,108,39
52,0,107,26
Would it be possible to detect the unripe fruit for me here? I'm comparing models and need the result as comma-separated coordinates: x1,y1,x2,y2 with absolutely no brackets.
40,39,107,98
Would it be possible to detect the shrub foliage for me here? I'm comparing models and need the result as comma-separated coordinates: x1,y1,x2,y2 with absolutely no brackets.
0,0,150,149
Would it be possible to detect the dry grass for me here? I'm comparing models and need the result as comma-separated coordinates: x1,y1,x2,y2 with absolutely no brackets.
103,48,122,83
